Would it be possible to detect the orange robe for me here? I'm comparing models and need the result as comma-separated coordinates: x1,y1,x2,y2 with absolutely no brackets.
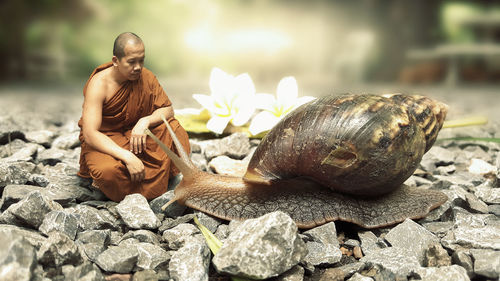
77,62,190,202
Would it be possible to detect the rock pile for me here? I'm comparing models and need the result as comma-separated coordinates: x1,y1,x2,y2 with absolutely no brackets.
1,116,499,281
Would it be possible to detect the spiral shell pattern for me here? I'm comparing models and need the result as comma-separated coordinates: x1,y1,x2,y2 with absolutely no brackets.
244,94,447,196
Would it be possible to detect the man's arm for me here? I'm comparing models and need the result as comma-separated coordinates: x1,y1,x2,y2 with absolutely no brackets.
81,79,145,182
130,106,174,154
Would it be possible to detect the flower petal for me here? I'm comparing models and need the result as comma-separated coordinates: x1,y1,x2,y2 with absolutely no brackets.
277,76,298,109
249,111,281,135
209,67,234,100
254,93,277,111
206,115,232,134
231,101,255,126
234,73,256,97
193,94,217,112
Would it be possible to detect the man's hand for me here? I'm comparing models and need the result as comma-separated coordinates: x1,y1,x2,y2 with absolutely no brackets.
123,151,145,182
130,117,150,154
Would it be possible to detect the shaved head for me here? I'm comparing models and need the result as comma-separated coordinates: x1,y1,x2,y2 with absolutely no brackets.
113,32,143,59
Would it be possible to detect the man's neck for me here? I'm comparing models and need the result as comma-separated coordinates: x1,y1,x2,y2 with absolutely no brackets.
110,66,129,85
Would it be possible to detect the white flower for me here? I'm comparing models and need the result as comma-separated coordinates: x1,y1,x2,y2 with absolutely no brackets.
249,76,315,135
193,67,257,134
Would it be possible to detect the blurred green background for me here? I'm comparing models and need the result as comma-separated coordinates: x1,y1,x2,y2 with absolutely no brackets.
1,0,499,102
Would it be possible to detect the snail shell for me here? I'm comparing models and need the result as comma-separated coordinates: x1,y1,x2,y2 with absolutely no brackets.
151,93,448,229
244,94,448,196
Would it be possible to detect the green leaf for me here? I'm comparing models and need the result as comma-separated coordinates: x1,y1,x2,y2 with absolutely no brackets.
193,216,222,255
175,114,211,134
438,137,500,143
443,116,488,128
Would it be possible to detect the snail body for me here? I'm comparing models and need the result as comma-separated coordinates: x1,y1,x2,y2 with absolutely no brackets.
149,94,448,229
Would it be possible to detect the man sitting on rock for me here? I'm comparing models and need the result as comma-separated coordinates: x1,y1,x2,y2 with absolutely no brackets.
77,32,190,202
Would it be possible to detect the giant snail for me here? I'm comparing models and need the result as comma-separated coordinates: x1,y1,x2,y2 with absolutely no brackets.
146,93,448,229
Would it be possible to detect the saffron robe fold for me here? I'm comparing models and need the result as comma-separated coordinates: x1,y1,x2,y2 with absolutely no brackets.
77,62,190,202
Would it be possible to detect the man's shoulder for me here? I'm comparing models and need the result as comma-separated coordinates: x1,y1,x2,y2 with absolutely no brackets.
86,69,110,98
141,67,156,80
88,70,108,89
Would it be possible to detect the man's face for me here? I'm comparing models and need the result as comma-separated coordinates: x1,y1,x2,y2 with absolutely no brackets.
115,42,145,81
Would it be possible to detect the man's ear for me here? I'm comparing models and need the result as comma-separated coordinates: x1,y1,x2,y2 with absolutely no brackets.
112,56,119,66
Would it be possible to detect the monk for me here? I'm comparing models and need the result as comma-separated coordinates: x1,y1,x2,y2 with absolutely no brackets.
77,32,190,202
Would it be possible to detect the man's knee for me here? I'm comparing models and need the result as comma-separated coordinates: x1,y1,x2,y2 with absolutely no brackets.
91,162,122,182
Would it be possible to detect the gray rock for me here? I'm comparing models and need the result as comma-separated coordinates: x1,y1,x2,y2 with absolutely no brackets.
158,213,195,233
28,174,50,187
135,242,171,271
169,237,210,281
302,222,342,266
0,224,48,249
209,155,248,176
52,131,80,149
433,174,475,190
95,245,139,274
474,183,500,204
75,230,111,262
37,231,82,267
25,130,55,147
0,190,63,229
360,247,421,277
410,265,470,281
149,190,186,217
0,115,25,145
464,192,489,213
190,152,209,171
161,223,200,250
407,175,433,187
463,145,492,163
421,221,454,238
0,184,45,210
37,148,66,165
133,269,168,281
489,204,500,216
116,194,160,230
344,239,361,248
213,211,307,279
3,143,40,162
1,181,102,210
194,211,223,233
337,262,367,280
420,146,455,170
470,249,500,279
201,132,251,160
358,231,386,256
275,265,304,281
423,244,451,267
0,160,36,187
0,138,29,157
347,273,373,281
0,231,37,281
189,140,202,153
384,218,440,264
62,261,105,281
436,164,456,175
67,205,118,231
39,210,79,240
214,224,230,241
451,250,474,278
442,213,500,250
49,183,107,205
120,230,160,245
